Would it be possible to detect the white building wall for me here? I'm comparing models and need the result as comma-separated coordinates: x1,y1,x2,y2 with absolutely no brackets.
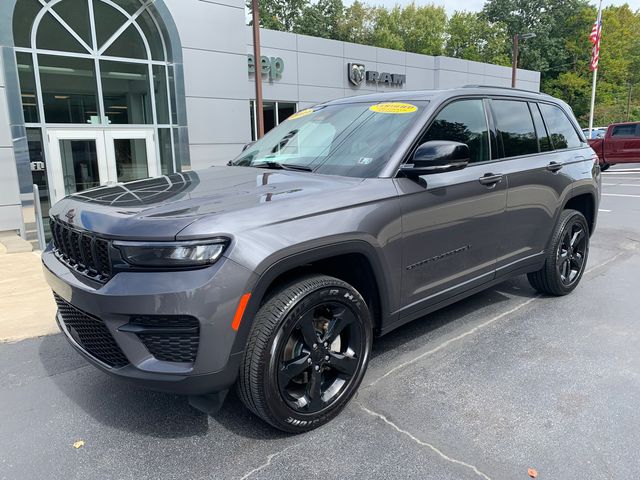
164,0,251,170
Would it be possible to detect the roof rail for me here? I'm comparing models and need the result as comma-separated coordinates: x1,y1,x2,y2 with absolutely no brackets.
462,84,546,95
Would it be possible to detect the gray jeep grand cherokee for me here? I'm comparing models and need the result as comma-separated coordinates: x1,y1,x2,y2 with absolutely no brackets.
44,87,600,432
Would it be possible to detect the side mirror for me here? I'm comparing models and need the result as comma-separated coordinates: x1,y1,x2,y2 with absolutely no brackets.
400,140,470,177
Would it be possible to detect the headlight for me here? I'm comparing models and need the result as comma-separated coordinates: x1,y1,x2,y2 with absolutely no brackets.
114,239,228,267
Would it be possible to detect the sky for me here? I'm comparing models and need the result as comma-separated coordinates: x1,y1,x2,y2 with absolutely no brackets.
343,0,640,15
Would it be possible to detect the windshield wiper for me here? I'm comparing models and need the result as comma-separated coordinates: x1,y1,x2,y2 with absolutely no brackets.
252,161,313,172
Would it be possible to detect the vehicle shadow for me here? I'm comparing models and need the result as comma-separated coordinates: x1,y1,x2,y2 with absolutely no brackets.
371,275,537,359
38,276,537,440
38,335,288,440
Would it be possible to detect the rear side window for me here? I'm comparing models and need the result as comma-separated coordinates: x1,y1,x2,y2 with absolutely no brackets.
539,103,582,149
529,103,553,152
611,124,639,137
421,99,490,163
492,100,538,158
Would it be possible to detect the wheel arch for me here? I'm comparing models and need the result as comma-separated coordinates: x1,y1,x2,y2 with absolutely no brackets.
231,241,393,355
563,190,597,236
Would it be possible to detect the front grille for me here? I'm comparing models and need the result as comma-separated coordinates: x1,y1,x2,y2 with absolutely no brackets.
50,218,112,281
131,315,200,363
54,294,129,368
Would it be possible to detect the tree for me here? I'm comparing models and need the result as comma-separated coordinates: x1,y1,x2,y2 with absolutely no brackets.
482,0,590,75
370,3,447,55
297,0,344,39
445,11,510,65
248,0,308,31
337,1,374,45
544,4,640,124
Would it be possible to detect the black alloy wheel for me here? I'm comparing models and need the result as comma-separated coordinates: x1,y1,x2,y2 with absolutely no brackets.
276,301,365,414
527,209,590,296
237,275,372,433
556,219,588,287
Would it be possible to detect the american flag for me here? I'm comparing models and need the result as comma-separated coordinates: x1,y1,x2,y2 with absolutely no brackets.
589,9,602,71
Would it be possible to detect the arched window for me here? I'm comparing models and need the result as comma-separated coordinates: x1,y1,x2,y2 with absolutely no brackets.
13,0,182,181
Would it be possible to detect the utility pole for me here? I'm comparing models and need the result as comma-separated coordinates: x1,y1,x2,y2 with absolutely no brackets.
251,0,264,139
511,32,536,88
511,34,519,88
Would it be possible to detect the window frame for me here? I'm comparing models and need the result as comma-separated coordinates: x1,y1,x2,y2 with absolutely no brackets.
528,101,552,153
13,0,180,174
485,97,586,161
250,100,299,141
536,100,586,151
403,95,494,168
394,94,588,179
611,124,640,138
488,98,540,160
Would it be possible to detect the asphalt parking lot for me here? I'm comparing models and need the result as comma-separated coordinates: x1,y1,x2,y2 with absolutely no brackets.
2,164,639,480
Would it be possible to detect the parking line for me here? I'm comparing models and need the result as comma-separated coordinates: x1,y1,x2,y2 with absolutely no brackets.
358,403,493,480
603,193,640,198
599,209,611,212
369,251,629,387
603,183,640,187
369,295,540,386
239,444,298,480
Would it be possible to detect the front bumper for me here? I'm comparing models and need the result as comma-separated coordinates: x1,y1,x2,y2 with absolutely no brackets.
43,246,257,395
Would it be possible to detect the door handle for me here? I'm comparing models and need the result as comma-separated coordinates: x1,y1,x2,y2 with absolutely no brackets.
546,161,564,172
478,173,503,186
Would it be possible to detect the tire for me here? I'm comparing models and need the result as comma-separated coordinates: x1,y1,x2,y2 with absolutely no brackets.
600,163,611,171
237,274,373,433
527,209,590,296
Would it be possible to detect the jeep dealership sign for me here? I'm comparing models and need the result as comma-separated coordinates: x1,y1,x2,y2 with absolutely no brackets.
248,54,284,80
348,63,406,87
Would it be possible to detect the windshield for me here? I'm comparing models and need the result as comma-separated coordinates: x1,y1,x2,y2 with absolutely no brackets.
231,101,428,178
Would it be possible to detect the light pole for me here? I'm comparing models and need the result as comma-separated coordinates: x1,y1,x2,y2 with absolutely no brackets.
251,0,264,139
512,32,536,88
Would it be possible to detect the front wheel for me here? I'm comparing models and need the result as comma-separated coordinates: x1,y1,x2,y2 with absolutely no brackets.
600,163,611,171
237,275,372,433
527,209,590,296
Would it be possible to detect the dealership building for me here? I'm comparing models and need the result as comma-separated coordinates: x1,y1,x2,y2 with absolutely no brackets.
0,0,540,239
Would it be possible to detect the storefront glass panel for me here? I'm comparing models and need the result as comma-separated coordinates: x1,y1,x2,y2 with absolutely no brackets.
16,53,39,123
39,55,99,124
59,139,101,195
114,138,149,182
101,60,152,124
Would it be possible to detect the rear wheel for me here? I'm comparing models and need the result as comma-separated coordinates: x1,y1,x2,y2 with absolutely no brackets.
600,163,611,171
237,274,372,433
527,209,589,296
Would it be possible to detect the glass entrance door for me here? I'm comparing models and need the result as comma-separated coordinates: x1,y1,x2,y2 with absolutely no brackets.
48,129,157,204
105,130,158,184
48,130,108,204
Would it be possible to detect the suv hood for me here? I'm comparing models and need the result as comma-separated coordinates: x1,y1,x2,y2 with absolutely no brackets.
49,166,364,240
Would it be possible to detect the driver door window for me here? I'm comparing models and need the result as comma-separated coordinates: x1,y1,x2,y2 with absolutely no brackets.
420,99,490,163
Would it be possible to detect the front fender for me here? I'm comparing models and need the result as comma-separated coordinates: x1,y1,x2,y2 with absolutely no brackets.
229,239,398,356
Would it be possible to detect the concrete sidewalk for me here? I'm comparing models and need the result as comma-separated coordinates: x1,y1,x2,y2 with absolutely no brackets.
0,242,57,342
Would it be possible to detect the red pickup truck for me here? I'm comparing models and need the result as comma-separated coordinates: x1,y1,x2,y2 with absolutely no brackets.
588,122,640,171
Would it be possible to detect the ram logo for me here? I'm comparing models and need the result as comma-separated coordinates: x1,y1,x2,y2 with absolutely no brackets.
348,63,366,86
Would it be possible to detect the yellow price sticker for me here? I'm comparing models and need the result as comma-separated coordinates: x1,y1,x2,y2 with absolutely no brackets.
369,102,418,114
288,108,315,120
